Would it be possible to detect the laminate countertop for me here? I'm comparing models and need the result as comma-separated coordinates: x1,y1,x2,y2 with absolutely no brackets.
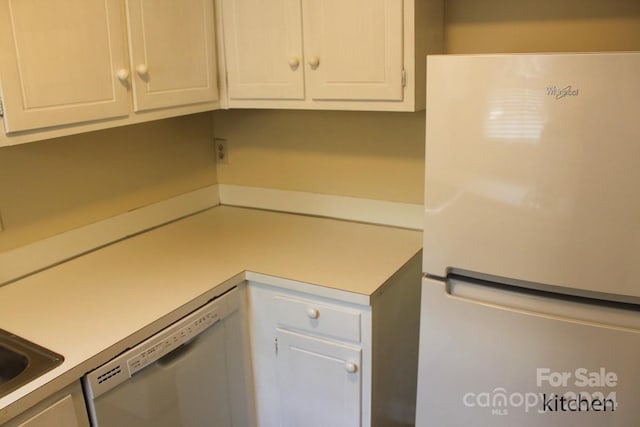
0,206,422,423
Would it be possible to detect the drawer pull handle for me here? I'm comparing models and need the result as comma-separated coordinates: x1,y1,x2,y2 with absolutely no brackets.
345,362,358,374
306,308,320,319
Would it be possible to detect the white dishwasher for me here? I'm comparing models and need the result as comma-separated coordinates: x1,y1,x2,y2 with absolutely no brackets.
83,287,250,427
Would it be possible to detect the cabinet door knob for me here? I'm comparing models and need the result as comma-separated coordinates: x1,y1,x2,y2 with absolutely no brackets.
345,362,358,374
306,308,320,319
308,56,320,69
288,57,300,69
116,69,130,84
136,64,149,77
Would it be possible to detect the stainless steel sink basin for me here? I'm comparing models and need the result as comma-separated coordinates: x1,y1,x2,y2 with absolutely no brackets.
0,329,63,398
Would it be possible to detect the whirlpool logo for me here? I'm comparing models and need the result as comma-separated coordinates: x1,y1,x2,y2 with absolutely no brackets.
546,84,579,99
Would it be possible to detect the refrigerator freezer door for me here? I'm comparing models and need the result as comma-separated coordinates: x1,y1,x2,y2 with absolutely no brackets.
423,52,640,301
416,277,640,427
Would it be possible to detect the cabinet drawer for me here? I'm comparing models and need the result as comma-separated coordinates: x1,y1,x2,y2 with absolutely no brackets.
274,295,361,342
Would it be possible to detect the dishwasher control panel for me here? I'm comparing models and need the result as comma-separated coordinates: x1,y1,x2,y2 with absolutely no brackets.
127,304,224,375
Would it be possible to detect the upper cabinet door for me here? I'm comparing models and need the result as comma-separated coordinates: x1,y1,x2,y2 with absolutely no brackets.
221,0,304,100
301,0,403,101
125,0,219,111
0,0,129,133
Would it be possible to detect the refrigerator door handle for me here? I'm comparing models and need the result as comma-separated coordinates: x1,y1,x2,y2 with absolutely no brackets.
447,278,640,332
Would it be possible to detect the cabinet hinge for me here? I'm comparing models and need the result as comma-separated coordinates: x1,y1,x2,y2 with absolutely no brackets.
402,69,407,88
274,337,278,355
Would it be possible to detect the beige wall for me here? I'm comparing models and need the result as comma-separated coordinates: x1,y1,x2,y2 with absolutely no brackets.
0,113,217,251
214,0,640,204
2,1,640,251
446,0,640,53
213,110,426,203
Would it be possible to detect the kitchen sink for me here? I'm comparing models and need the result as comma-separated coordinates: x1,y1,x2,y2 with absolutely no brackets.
0,329,63,398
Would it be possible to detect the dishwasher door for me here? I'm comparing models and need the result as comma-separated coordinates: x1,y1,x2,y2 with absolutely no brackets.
84,288,241,427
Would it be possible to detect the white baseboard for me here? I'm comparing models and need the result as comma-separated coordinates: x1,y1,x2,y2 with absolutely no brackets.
218,184,423,230
0,185,220,286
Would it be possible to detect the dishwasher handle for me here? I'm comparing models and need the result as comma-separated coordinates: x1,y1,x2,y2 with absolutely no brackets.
155,318,223,370
126,301,227,377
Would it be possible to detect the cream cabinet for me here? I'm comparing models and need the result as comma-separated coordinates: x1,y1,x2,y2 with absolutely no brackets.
125,0,219,111
2,381,90,427
0,0,130,133
218,0,304,101
245,251,422,427
0,0,219,145
219,0,443,111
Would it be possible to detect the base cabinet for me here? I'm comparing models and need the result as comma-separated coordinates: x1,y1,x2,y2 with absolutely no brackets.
247,282,368,427
3,382,90,427
245,251,422,427
276,329,362,427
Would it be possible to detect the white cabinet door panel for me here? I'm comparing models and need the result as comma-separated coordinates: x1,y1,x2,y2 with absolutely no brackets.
222,0,304,100
302,0,403,101
15,395,80,427
277,329,362,427
0,0,129,133
4,382,90,427
126,0,218,111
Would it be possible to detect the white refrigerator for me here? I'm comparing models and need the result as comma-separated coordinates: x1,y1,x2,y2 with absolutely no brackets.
416,52,640,426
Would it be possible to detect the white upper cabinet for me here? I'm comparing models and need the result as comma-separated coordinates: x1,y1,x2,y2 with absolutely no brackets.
219,0,443,111
0,0,220,146
125,0,219,111
302,0,403,102
0,0,129,133
221,0,304,100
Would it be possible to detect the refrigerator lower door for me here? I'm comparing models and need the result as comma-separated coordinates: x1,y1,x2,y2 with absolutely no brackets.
416,276,640,427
